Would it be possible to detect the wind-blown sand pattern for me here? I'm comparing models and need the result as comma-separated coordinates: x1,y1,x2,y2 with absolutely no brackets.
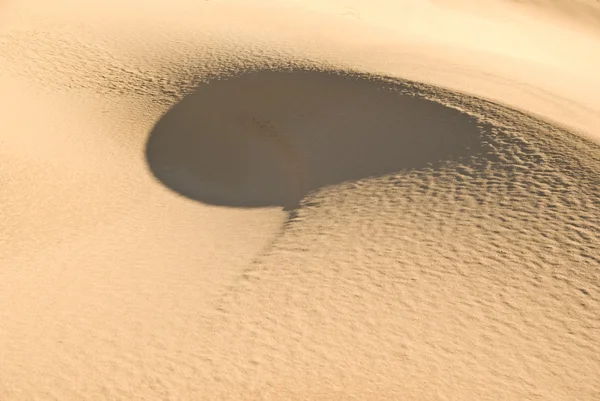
1,1,599,400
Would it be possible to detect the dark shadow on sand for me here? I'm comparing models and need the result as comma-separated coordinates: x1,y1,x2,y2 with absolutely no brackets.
146,69,483,209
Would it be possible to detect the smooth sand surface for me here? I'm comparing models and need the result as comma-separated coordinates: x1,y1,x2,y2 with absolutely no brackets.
1,1,599,399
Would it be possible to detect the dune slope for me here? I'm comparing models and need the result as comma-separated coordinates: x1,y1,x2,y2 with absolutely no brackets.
0,0,599,400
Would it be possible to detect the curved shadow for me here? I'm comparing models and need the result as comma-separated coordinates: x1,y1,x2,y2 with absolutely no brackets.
146,69,483,209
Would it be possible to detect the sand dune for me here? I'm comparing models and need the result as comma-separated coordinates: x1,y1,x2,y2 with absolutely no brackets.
1,0,599,400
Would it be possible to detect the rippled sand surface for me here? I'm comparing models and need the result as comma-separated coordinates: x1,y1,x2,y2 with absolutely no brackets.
1,1,599,399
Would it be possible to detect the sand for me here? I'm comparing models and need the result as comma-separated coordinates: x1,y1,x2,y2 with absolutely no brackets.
1,0,599,399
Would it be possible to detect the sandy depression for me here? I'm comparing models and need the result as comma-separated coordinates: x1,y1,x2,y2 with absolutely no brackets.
1,0,599,400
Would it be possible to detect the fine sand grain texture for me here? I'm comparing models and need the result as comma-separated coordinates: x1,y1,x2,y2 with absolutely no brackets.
1,0,599,400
